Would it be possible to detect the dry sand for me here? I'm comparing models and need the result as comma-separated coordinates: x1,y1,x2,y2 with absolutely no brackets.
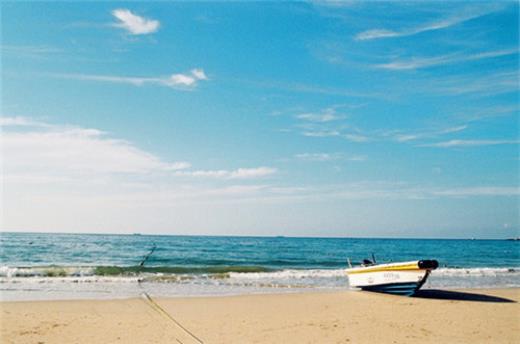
1,288,519,344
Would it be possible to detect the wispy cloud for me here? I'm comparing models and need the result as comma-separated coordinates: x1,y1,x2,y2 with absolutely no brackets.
438,125,468,134
293,106,357,139
296,109,474,146
457,105,519,123
112,9,160,35
302,130,340,137
375,48,518,70
295,153,342,161
343,133,371,142
394,134,421,142
432,187,519,197
244,182,520,202
176,167,277,179
230,167,277,179
0,116,50,127
422,139,519,148
392,125,468,143
296,107,345,122
295,152,366,162
235,78,381,99
355,5,502,41
50,69,209,90
1,45,62,58
311,0,357,8
430,71,519,96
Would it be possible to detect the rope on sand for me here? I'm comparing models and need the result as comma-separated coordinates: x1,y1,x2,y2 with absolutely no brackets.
137,244,204,344
140,291,204,344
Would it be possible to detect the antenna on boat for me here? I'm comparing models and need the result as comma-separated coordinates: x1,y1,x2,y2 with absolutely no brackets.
371,253,376,264
347,257,353,268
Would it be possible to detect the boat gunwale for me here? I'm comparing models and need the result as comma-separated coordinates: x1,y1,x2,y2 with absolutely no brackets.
345,261,429,275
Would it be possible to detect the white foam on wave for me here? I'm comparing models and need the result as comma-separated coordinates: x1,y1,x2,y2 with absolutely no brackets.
0,265,96,278
228,268,347,280
432,267,519,277
1,266,519,301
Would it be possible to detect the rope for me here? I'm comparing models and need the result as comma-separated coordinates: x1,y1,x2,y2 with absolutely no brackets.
140,291,204,344
137,244,204,344
139,243,157,267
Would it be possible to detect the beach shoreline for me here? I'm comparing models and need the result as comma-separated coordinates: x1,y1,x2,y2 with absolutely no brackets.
2,288,519,344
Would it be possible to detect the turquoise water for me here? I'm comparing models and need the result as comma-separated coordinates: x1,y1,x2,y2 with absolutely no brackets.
1,232,519,300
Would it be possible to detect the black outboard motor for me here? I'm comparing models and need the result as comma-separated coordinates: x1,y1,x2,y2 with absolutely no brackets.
418,260,439,269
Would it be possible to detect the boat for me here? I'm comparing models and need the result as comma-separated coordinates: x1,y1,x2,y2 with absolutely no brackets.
345,259,438,296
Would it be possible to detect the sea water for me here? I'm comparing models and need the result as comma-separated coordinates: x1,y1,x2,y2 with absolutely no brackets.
1,232,518,300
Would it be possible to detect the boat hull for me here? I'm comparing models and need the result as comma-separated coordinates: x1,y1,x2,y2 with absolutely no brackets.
360,280,426,296
345,260,436,296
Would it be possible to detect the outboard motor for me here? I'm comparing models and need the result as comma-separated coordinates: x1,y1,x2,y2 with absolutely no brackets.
418,260,439,270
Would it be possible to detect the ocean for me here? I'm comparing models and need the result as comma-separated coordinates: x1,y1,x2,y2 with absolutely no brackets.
1,232,519,301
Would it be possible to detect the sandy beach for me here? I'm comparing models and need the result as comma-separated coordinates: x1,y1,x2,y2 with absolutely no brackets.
1,288,519,344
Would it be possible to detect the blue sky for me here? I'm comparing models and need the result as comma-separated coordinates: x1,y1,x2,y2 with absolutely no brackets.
1,1,519,238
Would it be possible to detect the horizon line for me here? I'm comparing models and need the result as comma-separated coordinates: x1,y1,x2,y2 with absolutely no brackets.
0,230,516,241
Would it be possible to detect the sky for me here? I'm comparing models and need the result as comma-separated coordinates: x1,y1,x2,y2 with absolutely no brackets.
1,1,519,238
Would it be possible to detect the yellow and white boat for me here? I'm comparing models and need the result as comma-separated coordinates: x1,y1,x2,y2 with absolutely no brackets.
345,259,438,296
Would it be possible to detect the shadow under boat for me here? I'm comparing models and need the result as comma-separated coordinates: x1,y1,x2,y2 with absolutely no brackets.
411,289,516,303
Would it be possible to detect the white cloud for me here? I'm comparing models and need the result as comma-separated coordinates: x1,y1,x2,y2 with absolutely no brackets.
1,119,190,177
164,69,209,87
393,125,468,143
296,108,344,123
295,153,342,161
355,6,502,41
190,68,208,80
302,130,340,137
176,167,277,179
375,55,453,71
375,48,517,70
239,78,380,99
0,116,49,127
230,167,277,179
432,187,519,197
295,153,366,162
0,45,62,58
430,71,519,96
355,29,399,41
1,118,281,185
112,9,160,35
298,119,470,145
305,183,520,200
439,125,468,134
422,139,519,148
343,133,370,142
395,134,420,142
51,69,209,90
